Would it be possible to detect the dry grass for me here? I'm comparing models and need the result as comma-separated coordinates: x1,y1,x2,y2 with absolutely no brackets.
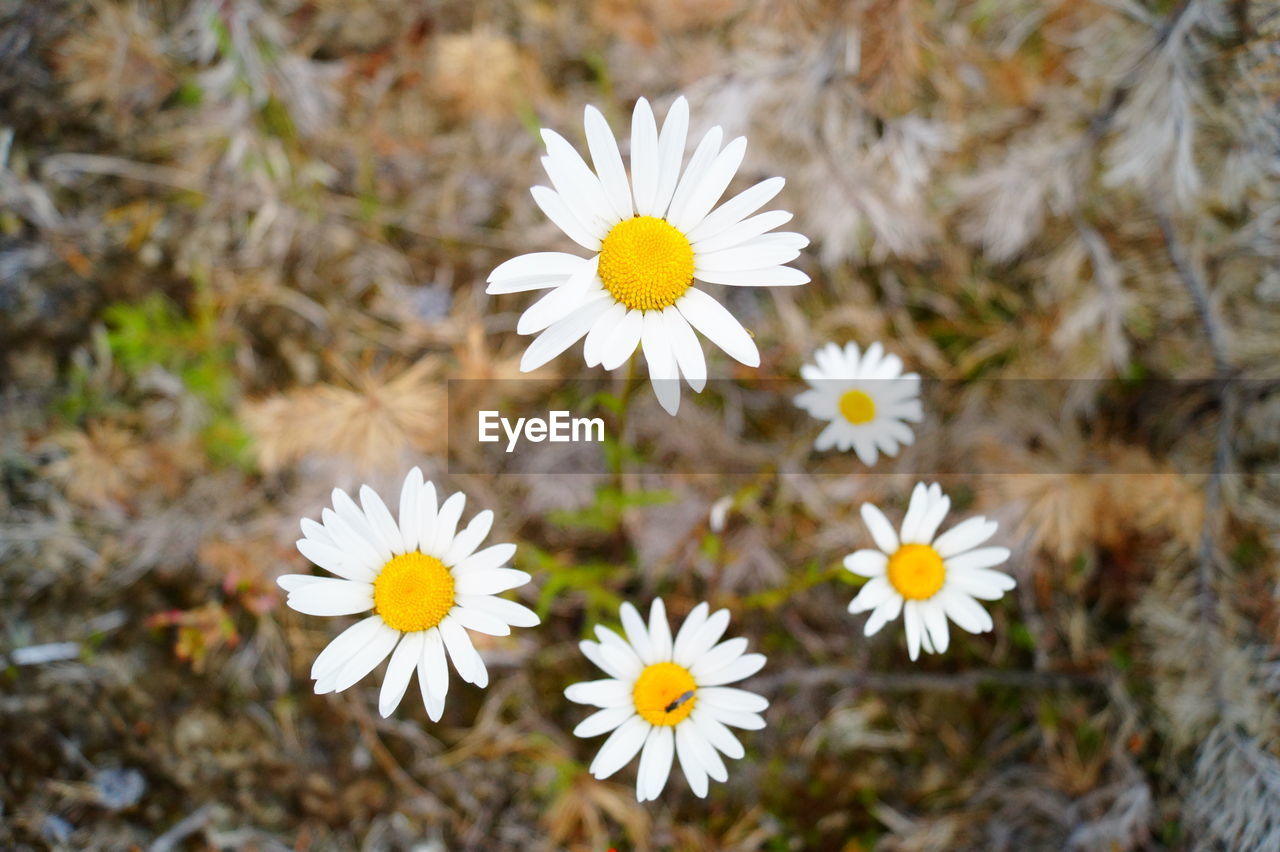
2,0,1278,849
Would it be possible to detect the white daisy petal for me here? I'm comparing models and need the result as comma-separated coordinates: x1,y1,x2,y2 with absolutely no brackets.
630,97,660,216
647,598,674,662
454,543,517,574
583,301,628,367
706,708,766,730
671,602,710,663
277,574,324,592
843,549,888,578
945,547,1012,572
685,176,785,244
676,288,760,367
689,209,793,255
419,626,449,702
651,95,689,218
396,467,422,554
443,509,494,567
688,637,748,681
286,579,374,617
903,600,923,661
913,494,952,546
379,631,424,718
898,483,931,544
530,185,603,251
300,517,333,547
847,576,894,613
448,605,511,637
663,306,707,393
330,488,392,561
330,621,400,693
691,708,745,759
540,129,615,229
694,242,802,273
921,599,951,653
485,272,574,295
860,503,900,554
665,126,724,228
360,485,404,557
931,516,998,557
584,105,635,222
939,587,994,634
588,715,649,780
671,136,747,233
310,614,385,680
947,567,1017,598
439,616,488,687
454,594,540,628
575,705,636,738
519,296,613,372
637,725,675,802
674,608,730,667
488,251,587,284
429,492,466,558
684,720,728,781
864,594,903,636
697,686,769,714
675,721,710,798
599,308,645,371
693,265,809,287
515,266,602,336
296,538,374,583
566,679,633,709
416,481,438,552
579,639,631,681
641,310,681,415
594,626,646,680
453,568,532,596
619,602,656,665
696,652,765,687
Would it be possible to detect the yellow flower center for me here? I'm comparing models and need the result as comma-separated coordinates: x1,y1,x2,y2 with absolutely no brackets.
598,216,695,311
373,552,456,633
887,544,946,600
838,389,877,425
632,662,698,726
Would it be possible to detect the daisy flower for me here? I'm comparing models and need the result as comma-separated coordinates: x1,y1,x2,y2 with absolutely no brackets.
277,468,540,719
565,599,767,802
844,483,1015,661
487,96,810,415
794,341,924,465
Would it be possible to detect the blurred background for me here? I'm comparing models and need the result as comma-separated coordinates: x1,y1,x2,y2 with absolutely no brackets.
2,0,1278,849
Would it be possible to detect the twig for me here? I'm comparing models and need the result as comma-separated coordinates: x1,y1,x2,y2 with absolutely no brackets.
1155,204,1236,713
1088,0,1202,140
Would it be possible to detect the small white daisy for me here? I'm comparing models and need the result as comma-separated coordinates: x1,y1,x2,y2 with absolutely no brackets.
487,96,810,415
565,599,767,802
794,341,924,465
277,467,540,719
844,483,1016,661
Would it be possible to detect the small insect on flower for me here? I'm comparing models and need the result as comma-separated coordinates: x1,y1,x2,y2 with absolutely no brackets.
277,467,540,719
794,341,924,466
565,599,768,802
487,95,810,415
845,483,1016,660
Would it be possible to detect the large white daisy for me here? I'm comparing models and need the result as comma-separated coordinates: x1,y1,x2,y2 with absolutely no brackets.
565,599,767,802
844,483,1015,661
794,341,923,465
277,467,540,719
487,96,810,415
